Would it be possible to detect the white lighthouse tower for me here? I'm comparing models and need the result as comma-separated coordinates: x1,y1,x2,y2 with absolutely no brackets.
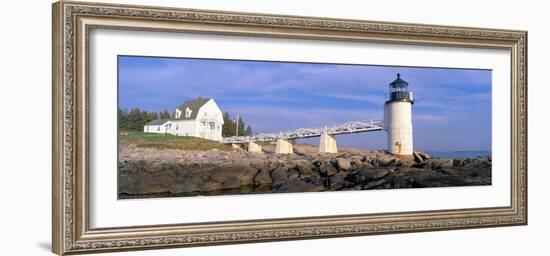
383,73,414,156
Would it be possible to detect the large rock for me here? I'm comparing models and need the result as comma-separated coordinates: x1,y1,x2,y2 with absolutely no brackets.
374,154,397,167
390,166,491,188
272,179,325,193
122,174,174,195
452,159,464,167
319,162,338,176
335,158,352,171
367,168,391,179
207,166,257,186
330,172,351,189
363,178,387,189
254,169,272,185
398,159,416,168
426,158,454,169
288,169,301,179
465,157,491,169
218,176,241,190
263,160,280,172
294,160,314,176
349,156,365,168
413,152,424,163
350,168,391,183
270,166,290,183
416,152,431,160
171,176,204,194
249,158,268,169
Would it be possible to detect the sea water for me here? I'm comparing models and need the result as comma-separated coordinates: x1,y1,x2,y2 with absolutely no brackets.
425,151,491,159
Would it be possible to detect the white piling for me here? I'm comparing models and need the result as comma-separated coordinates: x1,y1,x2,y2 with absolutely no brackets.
248,141,262,153
319,132,337,153
275,139,293,154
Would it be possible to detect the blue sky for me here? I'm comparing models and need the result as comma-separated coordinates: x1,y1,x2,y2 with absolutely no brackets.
118,56,492,151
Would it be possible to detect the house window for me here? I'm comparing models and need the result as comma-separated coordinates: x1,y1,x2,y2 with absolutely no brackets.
157,126,160,131
185,107,192,118
209,122,215,130
175,108,182,119
176,124,179,130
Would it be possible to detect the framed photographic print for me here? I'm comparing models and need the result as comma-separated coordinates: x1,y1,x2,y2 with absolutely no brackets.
52,1,527,255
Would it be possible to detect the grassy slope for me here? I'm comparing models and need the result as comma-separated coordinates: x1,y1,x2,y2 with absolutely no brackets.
119,131,233,151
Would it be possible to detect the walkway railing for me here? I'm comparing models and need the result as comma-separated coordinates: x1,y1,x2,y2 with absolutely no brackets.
222,120,384,144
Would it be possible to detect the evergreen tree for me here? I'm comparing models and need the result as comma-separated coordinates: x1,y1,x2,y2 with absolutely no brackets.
161,109,170,119
126,108,143,131
220,112,254,137
118,108,129,131
237,117,245,136
146,110,156,122
222,112,235,137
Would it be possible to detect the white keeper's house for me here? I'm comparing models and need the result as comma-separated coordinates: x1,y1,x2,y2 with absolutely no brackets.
143,97,224,142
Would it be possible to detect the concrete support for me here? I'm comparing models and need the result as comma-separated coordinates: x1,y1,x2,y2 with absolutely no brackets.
319,133,337,153
275,139,293,154
247,141,262,153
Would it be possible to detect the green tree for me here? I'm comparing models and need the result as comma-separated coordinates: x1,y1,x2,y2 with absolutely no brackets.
222,112,235,137
123,108,149,131
118,108,129,131
237,117,245,136
143,110,156,127
119,108,173,131
221,112,255,137
160,109,170,119
126,108,142,131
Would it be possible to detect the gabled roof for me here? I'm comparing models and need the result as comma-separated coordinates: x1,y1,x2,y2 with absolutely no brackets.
172,97,210,120
145,119,170,126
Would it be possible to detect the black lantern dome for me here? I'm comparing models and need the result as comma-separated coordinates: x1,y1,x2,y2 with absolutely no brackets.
387,73,413,104
389,73,409,89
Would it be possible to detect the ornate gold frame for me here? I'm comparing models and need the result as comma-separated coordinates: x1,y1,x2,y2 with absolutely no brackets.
52,1,527,255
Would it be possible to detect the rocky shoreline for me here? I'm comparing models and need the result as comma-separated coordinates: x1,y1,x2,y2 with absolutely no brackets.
118,144,491,199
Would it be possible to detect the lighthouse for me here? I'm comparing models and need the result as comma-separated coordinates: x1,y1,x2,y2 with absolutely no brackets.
383,73,414,156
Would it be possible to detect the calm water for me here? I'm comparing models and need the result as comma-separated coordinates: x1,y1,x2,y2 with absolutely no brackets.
425,151,491,159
